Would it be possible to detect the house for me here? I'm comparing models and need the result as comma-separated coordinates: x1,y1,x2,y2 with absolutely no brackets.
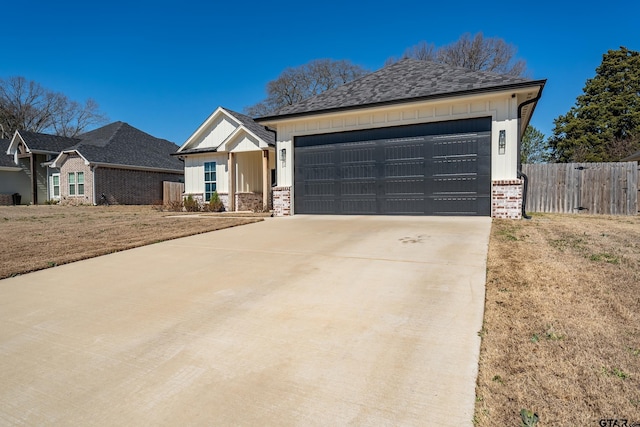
3,131,78,205
0,138,30,205
4,122,183,205
173,107,275,211
255,58,546,219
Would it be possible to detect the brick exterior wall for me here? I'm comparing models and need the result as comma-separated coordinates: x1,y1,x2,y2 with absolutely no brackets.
184,192,270,212
60,154,94,205
272,186,291,217
95,167,183,205
235,192,263,212
492,179,523,219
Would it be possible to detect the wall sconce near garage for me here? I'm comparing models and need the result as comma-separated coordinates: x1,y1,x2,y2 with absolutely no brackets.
279,148,287,162
498,130,506,155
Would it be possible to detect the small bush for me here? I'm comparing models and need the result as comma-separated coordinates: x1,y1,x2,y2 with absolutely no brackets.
206,192,224,212
183,195,200,212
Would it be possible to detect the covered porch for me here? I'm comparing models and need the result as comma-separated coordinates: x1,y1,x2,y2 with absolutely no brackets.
225,148,275,212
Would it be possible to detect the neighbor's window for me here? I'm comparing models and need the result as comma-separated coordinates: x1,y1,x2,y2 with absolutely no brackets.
204,161,216,201
52,175,60,197
77,172,85,195
68,172,76,195
67,172,85,196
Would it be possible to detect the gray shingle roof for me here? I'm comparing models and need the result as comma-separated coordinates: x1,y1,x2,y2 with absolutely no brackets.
224,108,275,146
0,139,17,167
17,131,80,153
259,58,545,120
71,122,183,171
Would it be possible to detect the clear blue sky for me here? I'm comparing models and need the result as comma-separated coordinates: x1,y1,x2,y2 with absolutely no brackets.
3,0,638,145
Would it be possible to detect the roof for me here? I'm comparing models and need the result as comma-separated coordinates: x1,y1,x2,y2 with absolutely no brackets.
16,131,80,153
257,58,546,121
621,150,640,162
225,109,275,146
175,106,275,155
67,122,183,171
0,139,17,168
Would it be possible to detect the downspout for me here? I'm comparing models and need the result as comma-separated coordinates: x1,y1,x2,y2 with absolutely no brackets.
517,89,544,220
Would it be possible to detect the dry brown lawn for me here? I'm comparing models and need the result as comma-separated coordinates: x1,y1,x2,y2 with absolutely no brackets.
0,205,264,279
476,214,640,426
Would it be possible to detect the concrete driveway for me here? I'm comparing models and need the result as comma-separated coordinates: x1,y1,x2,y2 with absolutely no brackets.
0,215,491,426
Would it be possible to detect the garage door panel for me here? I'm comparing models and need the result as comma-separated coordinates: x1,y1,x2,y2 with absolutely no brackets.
294,118,491,215
341,198,377,214
341,180,376,196
430,196,480,215
382,197,426,214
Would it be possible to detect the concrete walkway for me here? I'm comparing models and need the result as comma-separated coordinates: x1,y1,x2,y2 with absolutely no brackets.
0,215,491,426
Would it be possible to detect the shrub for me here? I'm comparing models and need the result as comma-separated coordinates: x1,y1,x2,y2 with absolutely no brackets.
183,195,200,212
207,192,225,212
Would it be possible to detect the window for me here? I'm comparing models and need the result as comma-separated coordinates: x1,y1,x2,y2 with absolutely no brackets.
52,174,60,198
68,172,85,196
77,172,85,195
68,172,76,195
204,162,216,201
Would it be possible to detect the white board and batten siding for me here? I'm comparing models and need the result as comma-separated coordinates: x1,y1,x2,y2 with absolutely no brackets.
183,153,229,194
196,115,238,150
267,91,533,188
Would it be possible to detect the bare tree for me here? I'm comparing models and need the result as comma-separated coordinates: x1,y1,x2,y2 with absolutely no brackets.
0,76,108,137
245,59,368,117
391,33,527,77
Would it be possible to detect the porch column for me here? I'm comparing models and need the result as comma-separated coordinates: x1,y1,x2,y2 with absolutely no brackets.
229,152,235,212
30,153,37,205
262,150,269,209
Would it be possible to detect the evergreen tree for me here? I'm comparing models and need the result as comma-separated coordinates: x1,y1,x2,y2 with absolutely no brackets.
521,125,549,163
548,47,640,162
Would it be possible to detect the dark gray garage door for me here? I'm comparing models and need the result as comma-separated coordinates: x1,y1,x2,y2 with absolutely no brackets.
294,117,491,215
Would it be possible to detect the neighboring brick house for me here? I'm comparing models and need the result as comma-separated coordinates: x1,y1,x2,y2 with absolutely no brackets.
5,122,183,205
49,122,183,205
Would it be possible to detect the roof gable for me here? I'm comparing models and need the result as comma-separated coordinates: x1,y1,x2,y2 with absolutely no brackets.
0,139,18,168
258,58,545,120
177,107,275,155
9,130,80,154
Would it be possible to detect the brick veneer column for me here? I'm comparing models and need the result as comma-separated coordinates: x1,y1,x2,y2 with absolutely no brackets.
492,179,523,219
272,186,291,217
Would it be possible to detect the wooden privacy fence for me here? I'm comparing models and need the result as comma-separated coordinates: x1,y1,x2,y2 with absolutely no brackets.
163,181,184,205
522,162,638,215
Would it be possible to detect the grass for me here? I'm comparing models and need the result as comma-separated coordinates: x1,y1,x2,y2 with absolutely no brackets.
475,213,640,425
0,205,265,279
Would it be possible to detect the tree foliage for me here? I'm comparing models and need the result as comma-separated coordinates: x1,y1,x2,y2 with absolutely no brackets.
389,33,527,77
244,59,368,117
548,47,640,162
0,76,107,138
520,125,549,164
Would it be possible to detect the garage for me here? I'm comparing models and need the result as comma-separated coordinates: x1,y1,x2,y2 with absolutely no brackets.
294,117,491,215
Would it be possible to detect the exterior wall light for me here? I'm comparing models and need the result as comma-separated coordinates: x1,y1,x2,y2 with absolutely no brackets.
498,130,506,155
280,148,286,161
